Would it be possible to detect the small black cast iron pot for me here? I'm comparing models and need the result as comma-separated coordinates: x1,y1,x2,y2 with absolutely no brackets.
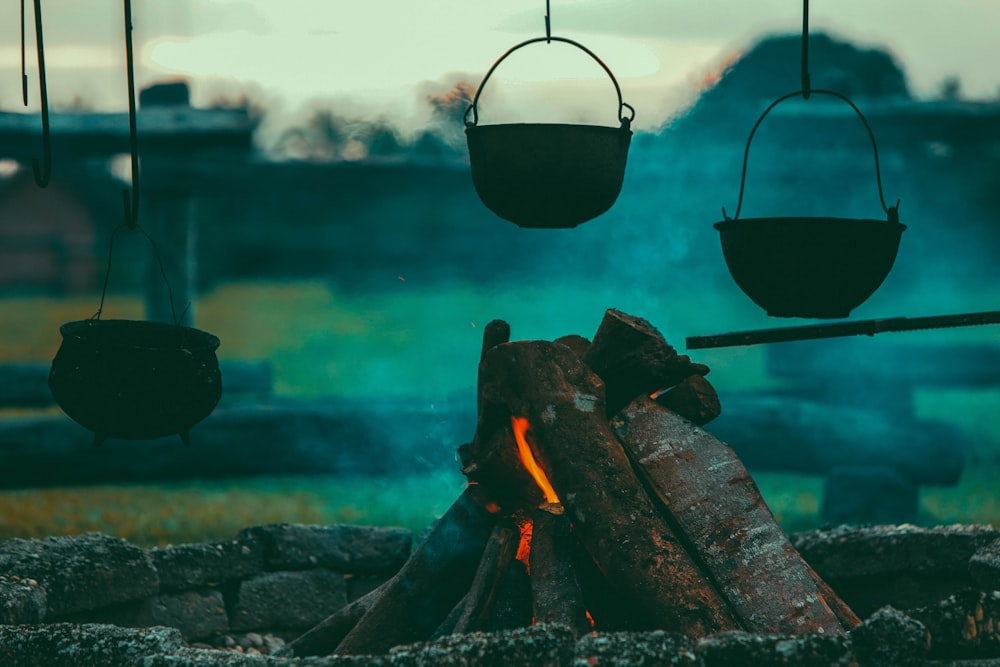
464,35,635,229
466,122,632,228
49,319,222,443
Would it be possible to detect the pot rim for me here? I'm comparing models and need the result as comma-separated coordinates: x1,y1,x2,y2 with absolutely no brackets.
466,121,632,133
58,318,220,353
714,216,907,231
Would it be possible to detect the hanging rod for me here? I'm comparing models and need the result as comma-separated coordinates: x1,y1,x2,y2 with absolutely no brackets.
686,310,1000,349
22,0,51,187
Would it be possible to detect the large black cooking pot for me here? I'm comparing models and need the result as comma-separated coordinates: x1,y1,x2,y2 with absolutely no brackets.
465,36,634,228
49,319,222,444
715,216,905,319
716,90,905,318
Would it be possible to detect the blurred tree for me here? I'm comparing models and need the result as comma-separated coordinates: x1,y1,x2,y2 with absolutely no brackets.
936,75,963,101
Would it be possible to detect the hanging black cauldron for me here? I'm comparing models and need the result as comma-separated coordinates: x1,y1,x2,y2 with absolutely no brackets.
715,90,906,319
465,35,634,228
49,319,222,444
46,0,223,445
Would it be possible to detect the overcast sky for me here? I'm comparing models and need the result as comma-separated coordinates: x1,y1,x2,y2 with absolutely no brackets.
1,0,997,133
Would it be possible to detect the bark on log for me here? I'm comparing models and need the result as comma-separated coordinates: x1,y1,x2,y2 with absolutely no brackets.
333,487,497,655
554,334,590,358
529,507,591,636
478,557,532,632
282,579,389,657
582,309,709,416
446,521,519,635
476,339,740,636
808,567,862,629
611,396,850,635
654,375,721,426
478,320,511,416
571,540,642,631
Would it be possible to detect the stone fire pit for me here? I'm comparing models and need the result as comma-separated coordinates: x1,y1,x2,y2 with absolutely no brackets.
1,522,999,666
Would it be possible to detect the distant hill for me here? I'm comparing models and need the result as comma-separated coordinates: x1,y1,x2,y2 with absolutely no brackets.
674,32,909,133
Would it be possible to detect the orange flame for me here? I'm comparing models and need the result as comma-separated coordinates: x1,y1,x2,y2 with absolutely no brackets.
511,416,560,504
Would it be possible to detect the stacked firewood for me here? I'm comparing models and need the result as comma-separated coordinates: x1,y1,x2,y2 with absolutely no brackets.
285,309,859,657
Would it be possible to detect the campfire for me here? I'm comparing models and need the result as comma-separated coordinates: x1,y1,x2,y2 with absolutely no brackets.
284,309,859,657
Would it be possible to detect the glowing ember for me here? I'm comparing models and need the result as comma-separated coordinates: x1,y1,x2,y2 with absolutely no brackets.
516,519,533,569
511,416,560,504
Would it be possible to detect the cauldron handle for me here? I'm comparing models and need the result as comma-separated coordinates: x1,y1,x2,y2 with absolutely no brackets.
463,35,635,129
723,89,900,224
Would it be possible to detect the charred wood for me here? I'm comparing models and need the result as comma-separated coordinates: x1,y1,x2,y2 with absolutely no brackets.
571,540,642,631
553,334,590,358
282,579,389,657
611,396,849,635
653,374,722,426
332,487,496,655
444,521,519,636
529,508,591,636
582,309,709,416
478,557,532,632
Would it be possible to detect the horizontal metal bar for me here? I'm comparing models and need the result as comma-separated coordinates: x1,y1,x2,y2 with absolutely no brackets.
686,310,1000,349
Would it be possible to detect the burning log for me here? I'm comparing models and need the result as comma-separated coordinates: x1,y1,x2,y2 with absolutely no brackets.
289,308,858,656
436,521,519,636
528,508,591,636
611,395,850,635
478,555,532,632
471,339,741,636
281,579,388,657
582,309,709,416
330,487,497,656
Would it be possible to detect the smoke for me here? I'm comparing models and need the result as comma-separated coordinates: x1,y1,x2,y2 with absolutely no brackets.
252,78,475,163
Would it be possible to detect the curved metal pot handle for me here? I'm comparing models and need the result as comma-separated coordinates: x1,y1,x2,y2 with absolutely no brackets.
723,89,900,224
463,35,635,129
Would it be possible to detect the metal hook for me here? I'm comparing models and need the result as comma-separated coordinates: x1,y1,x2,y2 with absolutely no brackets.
20,0,28,105
122,0,139,229
545,0,551,43
801,0,811,99
25,0,51,187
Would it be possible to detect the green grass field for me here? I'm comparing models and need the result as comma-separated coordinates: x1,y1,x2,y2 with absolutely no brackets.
0,280,997,546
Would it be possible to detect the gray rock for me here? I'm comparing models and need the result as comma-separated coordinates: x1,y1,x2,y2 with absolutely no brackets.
575,630,700,666
142,647,385,665
238,523,411,574
792,524,1000,579
151,538,264,592
792,524,1000,617
0,532,159,617
909,590,1000,660
81,589,230,641
228,569,348,631
0,572,47,623
849,606,929,666
970,538,1000,590
388,623,576,667
0,622,182,667
697,631,854,667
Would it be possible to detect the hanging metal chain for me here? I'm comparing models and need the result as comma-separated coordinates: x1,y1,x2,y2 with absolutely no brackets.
92,0,179,326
